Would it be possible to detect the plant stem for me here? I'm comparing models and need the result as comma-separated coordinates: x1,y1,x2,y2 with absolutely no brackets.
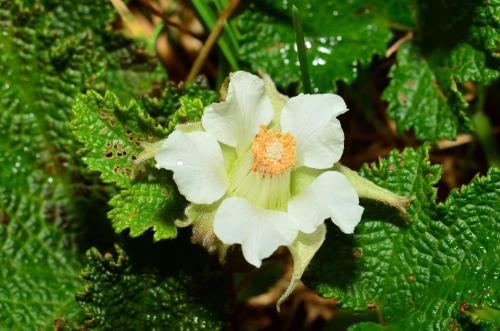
190,0,239,75
473,87,500,167
292,5,312,93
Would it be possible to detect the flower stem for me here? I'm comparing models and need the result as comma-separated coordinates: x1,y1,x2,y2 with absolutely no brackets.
292,5,312,93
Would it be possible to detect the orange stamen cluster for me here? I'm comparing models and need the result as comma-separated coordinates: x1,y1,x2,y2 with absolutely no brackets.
251,125,296,175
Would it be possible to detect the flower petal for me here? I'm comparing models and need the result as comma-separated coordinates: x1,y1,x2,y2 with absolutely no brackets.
155,130,228,204
281,93,347,169
202,71,274,152
288,171,364,234
214,197,298,267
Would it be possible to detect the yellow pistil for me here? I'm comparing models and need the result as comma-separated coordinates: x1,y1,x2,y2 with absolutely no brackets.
251,125,296,175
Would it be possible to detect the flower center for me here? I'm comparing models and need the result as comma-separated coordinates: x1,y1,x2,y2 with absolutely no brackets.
251,125,296,175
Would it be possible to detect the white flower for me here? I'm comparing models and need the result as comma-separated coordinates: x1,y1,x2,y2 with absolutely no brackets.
155,71,364,268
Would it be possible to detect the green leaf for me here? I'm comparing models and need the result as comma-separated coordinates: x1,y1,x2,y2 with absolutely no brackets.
140,80,217,130
383,0,500,141
109,183,181,240
72,90,165,188
383,43,470,140
72,87,216,241
98,65,165,105
0,0,148,328
235,0,393,91
370,0,416,29
0,168,83,330
72,90,183,240
348,322,384,331
466,0,500,59
0,0,165,325
76,245,228,330
305,146,500,329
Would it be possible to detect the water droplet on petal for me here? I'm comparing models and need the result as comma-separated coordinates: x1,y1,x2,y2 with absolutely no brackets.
176,159,184,166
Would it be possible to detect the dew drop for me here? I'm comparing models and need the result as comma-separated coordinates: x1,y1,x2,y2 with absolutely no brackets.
332,10,339,16
47,177,54,183
318,46,332,54
312,57,326,66
176,159,184,166
336,36,343,41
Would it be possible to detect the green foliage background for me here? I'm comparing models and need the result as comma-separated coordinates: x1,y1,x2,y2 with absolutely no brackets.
0,0,498,330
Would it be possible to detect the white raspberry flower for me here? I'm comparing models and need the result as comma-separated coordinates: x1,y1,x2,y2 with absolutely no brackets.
155,71,364,268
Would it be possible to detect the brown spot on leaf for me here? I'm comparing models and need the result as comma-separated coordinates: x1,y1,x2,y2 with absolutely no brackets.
352,248,362,258
266,42,285,52
448,320,459,331
0,211,8,225
407,274,416,282
398,92,408,106
459,302,470,314
54,317,65,331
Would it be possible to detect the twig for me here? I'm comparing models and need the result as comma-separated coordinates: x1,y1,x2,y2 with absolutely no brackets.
385,32,413,58
138,0,204,39
186,0,240,83
109,0,145,37
436,134,474,150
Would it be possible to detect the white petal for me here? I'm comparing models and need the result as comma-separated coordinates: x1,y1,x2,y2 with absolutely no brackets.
155,130,228,204
202,71,274,151
288,171,364,234
213,197,298,267
281,94,347,169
